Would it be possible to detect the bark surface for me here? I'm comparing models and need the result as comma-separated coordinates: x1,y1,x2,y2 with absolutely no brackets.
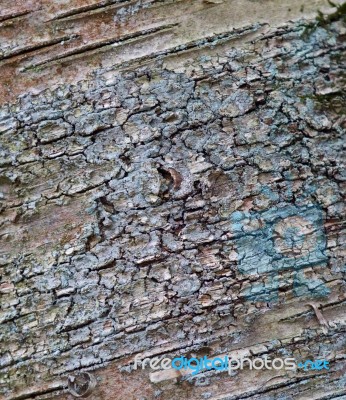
0,1,345,399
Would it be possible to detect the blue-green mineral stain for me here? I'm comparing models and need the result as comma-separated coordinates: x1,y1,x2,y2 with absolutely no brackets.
231,203,330,302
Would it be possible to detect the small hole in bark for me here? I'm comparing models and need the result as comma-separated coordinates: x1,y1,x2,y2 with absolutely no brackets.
67,372,97,398
120,155,131,165
99,196,114,214
157,167,183,193
157,167,173,197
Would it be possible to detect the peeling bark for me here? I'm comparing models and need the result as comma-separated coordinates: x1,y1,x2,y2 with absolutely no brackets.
0,1,345,399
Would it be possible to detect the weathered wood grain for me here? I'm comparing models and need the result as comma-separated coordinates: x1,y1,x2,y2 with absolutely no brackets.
0,1,345,399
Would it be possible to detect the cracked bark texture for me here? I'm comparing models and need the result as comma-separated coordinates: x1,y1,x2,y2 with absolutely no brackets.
0,0,345,399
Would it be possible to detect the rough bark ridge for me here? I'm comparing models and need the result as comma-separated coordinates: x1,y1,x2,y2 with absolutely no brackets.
0,2,345,400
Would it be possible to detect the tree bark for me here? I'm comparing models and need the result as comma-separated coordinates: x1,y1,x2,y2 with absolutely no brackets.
0,1,345,399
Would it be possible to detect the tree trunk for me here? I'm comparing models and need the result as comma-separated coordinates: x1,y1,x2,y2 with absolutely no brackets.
0,1,345,399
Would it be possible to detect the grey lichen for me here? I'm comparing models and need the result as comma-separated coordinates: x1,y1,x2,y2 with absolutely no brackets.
0,13,345,400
